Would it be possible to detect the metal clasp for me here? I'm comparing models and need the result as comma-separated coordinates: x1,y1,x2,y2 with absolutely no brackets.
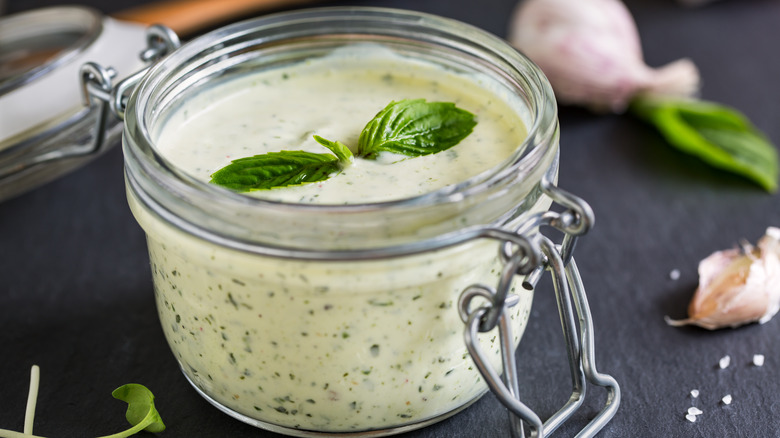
458,179,620,438
81,24,180,125
77,24,179,163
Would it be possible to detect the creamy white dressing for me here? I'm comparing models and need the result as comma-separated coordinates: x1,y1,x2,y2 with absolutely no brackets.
154,47,527,203
132,46,539,433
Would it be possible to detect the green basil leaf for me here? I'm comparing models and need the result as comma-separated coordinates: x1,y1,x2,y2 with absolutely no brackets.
631,97,779,192
209,99,476,193
312,135,354,163
209,151,341,192
357,99,477,159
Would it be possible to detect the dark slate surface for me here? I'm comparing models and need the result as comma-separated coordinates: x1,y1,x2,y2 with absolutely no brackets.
2,0,779,437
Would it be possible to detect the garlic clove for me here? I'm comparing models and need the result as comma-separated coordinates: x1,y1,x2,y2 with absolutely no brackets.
508,0,700,112
666,227,780,330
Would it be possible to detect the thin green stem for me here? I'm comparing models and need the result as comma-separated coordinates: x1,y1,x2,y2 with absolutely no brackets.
95,413,153,438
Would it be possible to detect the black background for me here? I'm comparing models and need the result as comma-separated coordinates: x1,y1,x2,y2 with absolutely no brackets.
2,0,779,437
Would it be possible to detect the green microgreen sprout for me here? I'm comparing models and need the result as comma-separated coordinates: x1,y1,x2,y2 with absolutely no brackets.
0,367,165,438
97,384,166,438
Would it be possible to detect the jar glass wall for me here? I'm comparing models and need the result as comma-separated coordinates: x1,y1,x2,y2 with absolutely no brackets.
123,7,559,436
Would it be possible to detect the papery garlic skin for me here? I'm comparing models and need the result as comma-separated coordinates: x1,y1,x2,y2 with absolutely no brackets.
667,227,780,330
508,0,700,112
757,227,780,322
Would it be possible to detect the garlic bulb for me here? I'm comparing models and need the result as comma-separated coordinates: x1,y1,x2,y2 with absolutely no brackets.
666,227,780,330
508,0,700,112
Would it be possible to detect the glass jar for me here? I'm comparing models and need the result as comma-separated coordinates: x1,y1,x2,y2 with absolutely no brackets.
120,7,616,437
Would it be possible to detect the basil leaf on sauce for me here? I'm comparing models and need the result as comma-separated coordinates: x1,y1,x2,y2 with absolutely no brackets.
631,97,779,192
357,99,477,159
209,151,343,192
313,135,354,164
210,99,477,192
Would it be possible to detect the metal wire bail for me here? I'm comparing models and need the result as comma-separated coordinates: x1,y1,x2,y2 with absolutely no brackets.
112,25,182,120
458,181,620,438
81,24,181,144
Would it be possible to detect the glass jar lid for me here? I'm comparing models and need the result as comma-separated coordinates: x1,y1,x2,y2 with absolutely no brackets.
0,7,100,95
0,6,147,201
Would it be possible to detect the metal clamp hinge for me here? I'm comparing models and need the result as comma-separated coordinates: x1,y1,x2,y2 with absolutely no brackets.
458,182,619,438
81,25,181,122
76,23,181,172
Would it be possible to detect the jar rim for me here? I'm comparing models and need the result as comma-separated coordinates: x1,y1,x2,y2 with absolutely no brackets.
124,6,560,255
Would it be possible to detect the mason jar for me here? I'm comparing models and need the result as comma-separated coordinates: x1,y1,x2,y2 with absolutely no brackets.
119,7,616,437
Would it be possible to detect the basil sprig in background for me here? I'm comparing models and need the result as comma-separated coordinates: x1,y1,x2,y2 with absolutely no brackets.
209,99,477,192
631,97,779,192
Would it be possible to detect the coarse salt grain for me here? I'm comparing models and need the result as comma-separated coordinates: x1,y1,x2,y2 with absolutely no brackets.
669,269,681,280
687,407,703,416
722,394,732,405
753,354,765,367
685,413,697,423
718,355,731,369
690,389,699,398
